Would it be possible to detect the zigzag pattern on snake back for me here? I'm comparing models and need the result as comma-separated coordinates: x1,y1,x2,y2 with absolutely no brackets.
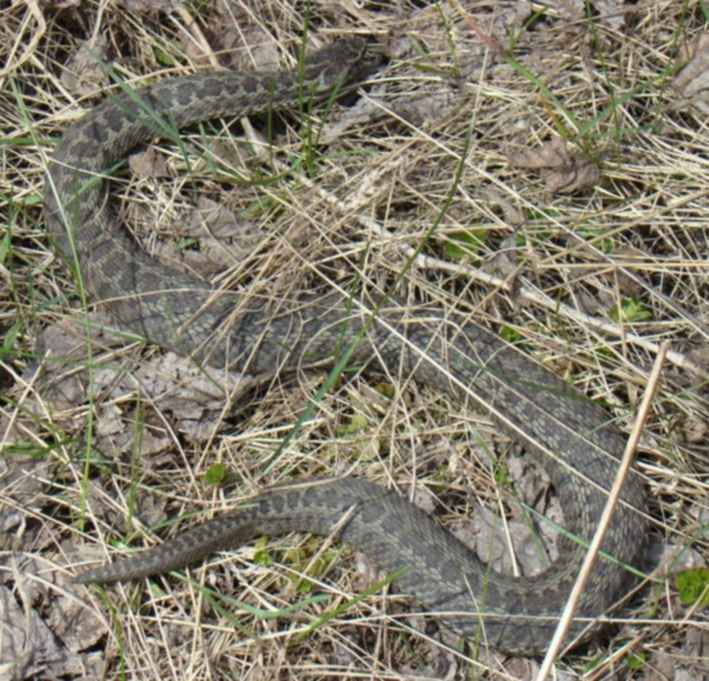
45,38,647,655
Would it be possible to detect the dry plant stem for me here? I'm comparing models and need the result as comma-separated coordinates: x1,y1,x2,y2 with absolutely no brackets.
172,6,220,69
0,0,45,81
264,140,706,380
362,215,705,377
582,635,644,681
535,341,669,681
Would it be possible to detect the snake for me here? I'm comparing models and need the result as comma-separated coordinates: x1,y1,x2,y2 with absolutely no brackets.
45,37,647,655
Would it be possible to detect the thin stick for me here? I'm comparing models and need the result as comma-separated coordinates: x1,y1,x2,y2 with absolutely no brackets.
535,341,669,681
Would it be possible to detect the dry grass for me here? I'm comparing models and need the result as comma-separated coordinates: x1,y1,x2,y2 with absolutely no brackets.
1,1,708,680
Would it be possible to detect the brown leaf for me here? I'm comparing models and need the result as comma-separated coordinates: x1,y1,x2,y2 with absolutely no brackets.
0,582,97,678
146,197,263,278
0,459,51,534
129,146,171,179
508,137,601,194
59,36,110,97
189,9,279,71
673,32,709,115
34,313,125,407
593,0,627,31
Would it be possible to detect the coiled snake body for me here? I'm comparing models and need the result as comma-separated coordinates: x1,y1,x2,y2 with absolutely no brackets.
45,39,647,655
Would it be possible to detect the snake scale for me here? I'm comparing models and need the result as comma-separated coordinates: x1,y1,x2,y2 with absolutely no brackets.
45,38,647,655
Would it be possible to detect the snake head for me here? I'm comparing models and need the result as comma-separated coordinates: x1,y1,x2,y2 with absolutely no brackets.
303,37,384,91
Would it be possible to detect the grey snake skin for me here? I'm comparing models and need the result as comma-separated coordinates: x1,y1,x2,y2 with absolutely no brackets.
45,38,647,655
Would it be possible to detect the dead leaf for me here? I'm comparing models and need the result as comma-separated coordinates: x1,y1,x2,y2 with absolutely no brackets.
654,543,705,577
381,0,536,128
483,233,519,278
673,32,709,115
557,0,584,21
593,0,627,31
0,583,96,679
134,195,264,278
36,315,255,451
683,414,707,444
132,352,255,442
507,137,601,194
682,627,709,676
94,401,172,459
49,586,107,655
0,459,51,535
129,146,171,179
185,8,279,71
503,658,541,681
320,84,391,144
411,485,437,515
644,651,676,681
60,36,110,97
451,505,552,580
401,641,459,681
186,197,263,271
34,313,130,407
687,340,709,378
